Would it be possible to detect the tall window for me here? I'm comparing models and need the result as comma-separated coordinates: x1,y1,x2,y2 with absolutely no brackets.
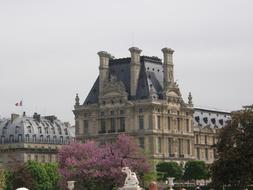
177,118,180,131
168,138,173,155
38,127,42,134
100,119,106,133
119,118,125,132
84,120,89,134
157,137,162,153
205,148,209,160
110,118,115,132
139,115,144,130
186,119,189,132
178,139,183,156
197,147,200,159
18,134,22,142
187,139,191,155
167,117,171,130
205,135,208,145
196,135,199,144
139,137,145,149
157,116,161,130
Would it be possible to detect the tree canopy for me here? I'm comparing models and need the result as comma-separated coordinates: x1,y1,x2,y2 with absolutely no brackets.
183,160,209,181
211,105,253,188
156,162,183,180
58,134,150,190
4,161,59,190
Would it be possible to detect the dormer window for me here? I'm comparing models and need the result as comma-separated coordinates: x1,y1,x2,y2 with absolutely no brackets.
38,127,42,134
58,127,62,135
15,126,20,134
40,135,43,142
45,127,49,134
64,128,68,135
27,126,32,133
51,127,56,134
2,127,7,135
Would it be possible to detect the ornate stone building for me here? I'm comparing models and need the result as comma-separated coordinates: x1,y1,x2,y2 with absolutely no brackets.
193,108,230,164
0,112,73,169
74,47,197,163
73,47,231,164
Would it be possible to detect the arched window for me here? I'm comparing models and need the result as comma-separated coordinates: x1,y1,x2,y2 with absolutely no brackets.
60,136,63,144
53,136,57,143
9,135,14,143
45,127,49,134
25,134,29,142
38,127,42,134
15,126,20,134
47,135,50,143
18,134,23,142
33,135,36,142
40,135,43,142
64,128,68,135
58,127,62,135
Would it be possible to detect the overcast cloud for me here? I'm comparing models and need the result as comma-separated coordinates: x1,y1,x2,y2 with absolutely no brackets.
0,0,252,124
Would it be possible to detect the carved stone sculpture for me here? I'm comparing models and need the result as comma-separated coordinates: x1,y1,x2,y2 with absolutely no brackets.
118,167,142,190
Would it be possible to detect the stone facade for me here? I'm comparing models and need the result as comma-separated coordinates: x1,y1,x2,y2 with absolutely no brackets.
73,47,231,164
0,113,73,169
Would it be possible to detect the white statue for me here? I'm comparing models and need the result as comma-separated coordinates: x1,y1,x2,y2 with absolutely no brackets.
67,181,75,190
118,167,142,190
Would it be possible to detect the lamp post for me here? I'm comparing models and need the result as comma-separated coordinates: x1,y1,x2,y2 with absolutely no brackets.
67,181,75,190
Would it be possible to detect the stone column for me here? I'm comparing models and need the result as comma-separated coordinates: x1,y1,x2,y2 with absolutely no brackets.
129,47,142,97
162,48,174,89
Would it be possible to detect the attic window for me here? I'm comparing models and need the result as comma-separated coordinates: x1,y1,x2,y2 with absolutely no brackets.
157,69,160,72
150,84,153,87
152,68,155,71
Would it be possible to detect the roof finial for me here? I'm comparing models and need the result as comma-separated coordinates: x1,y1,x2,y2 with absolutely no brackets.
75,93,80,106
188,92,193,106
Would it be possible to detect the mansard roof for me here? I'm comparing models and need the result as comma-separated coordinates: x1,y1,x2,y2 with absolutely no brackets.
0,113,72,144
193,108,231,128
84,56,165,105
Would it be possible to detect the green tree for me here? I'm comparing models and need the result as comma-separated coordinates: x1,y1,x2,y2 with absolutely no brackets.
211,105,253,189
156,162,183,181
183,160,209,182
4,161,60,190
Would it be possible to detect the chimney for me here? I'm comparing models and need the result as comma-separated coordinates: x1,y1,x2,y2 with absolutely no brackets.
11,113,19,123
162,47,174,89
129,47,142,97
98,51,111,96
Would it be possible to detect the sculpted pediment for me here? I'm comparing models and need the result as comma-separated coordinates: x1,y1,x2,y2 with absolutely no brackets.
102,75,127,97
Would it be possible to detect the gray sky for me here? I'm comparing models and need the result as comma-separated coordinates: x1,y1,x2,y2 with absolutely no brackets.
0,0,252,124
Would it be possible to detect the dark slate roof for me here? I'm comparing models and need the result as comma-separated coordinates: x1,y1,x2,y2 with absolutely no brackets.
83,56,165,105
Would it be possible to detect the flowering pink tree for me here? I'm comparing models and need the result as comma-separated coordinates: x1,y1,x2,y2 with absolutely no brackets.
58,134,150,190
